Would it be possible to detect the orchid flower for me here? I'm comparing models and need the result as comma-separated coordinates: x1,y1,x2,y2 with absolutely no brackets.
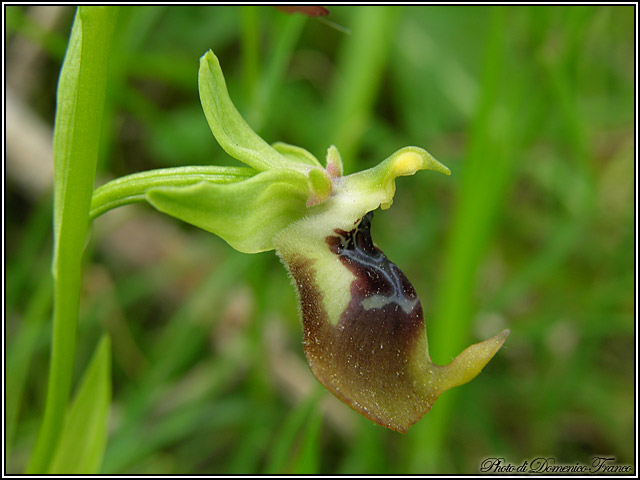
91,51,509,432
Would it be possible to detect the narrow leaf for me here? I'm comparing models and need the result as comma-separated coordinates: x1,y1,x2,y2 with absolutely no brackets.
265,388,323,474
47,336,112,474
290,406,323,474
28,6,118,473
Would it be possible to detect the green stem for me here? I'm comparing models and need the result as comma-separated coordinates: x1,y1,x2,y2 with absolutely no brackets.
27,6,119,473
90,166,256,219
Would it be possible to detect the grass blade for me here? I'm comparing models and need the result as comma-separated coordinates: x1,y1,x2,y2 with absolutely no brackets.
290,404,323,474
264,387,323,474
408,6,519,472
249,12,306,134
47,336,112,474
6,273,52,462
27,6,118,473
324,7,401,172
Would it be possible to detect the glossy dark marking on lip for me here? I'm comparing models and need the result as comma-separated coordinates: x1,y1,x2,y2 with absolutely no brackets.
327,211,419,312
286,212,435,431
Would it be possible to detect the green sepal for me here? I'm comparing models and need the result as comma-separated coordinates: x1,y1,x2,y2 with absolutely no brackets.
199,50,311,174
90,166,256,219
146,169,312,253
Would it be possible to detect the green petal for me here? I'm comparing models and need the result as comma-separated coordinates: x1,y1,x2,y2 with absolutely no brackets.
306,168,332,206
146,169,311,253
272,142,322,168
325,145,343,178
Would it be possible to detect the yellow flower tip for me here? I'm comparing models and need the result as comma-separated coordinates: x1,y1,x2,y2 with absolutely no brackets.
379,151,421,209
388,147,451,178
392,151,424,178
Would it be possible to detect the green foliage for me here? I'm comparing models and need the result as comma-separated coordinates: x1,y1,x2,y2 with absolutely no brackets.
27,6,118,474
324,7,401,171
48,336,112,474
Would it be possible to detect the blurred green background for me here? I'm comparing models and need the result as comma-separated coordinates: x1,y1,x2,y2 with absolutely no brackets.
5,5,635,474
